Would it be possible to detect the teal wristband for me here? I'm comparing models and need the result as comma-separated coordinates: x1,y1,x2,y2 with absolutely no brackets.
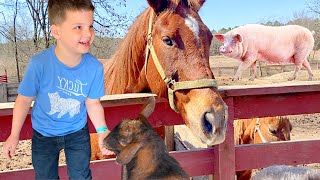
96,126,108,133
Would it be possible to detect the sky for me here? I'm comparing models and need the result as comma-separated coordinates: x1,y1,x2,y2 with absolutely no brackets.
124,0,316,31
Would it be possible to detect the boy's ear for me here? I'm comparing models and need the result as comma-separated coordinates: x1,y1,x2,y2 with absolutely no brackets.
51,25,60,39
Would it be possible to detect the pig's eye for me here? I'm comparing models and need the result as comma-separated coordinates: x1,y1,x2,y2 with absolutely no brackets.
162,36,174,46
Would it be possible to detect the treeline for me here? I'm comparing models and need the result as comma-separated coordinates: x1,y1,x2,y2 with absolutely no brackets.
210,18,320,56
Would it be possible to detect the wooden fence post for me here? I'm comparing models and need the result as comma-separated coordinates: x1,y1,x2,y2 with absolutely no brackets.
0,83,7,103
213,97,235,180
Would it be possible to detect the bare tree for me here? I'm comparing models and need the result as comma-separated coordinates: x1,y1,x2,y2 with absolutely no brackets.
307,0,320,53
307,0,320,15
93,0,130,37
0,0,131,82
26,0,50,50
13,0,20,81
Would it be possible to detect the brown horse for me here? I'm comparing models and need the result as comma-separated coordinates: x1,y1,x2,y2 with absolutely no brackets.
103,0,227,146
234,117,292,180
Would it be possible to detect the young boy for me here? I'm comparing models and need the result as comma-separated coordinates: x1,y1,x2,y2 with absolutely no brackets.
2,0,113,179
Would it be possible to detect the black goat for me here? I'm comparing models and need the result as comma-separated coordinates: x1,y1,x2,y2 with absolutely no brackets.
104,97,189,180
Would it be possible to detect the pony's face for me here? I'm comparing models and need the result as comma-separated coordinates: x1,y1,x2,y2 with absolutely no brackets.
146,0,227,145
254,117,292,143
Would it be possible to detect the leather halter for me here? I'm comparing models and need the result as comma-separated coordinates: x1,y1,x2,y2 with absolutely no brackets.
254,118,267,143
144,12,218,113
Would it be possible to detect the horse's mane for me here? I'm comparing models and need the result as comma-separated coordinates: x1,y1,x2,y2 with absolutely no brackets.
104,8,151,94
103,0,204,94
234,120,242,145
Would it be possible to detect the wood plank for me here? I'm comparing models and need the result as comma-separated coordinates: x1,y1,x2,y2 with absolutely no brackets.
1,139,319,179
232,92,320,119
219,81,320,97
0,148,215,180
235,139,320,171
6,83,19,88
0,83,7,103
0,100,184,141
0,93,157,111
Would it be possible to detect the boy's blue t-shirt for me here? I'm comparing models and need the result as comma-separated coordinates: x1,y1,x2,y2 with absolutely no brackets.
18,45,105,137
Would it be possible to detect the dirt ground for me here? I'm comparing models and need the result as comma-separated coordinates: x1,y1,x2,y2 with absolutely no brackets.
1,56,320,172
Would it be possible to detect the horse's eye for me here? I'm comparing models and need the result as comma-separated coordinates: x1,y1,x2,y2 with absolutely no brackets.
269,128,277,135
162,36,174,46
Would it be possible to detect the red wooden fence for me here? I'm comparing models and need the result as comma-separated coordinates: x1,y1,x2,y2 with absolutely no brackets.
0,75,7,83
1,81,320,180
0,68,8,83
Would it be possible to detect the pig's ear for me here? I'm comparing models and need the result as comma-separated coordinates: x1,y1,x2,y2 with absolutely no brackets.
214,34,225,42
233,34,243,43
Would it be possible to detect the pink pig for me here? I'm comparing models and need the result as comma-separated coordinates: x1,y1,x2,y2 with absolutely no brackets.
214,24,314,81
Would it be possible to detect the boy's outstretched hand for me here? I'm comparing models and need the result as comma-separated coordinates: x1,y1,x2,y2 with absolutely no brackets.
98,130,115,156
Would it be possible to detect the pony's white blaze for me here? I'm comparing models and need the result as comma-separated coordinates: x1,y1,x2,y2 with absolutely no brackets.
185,15,200,42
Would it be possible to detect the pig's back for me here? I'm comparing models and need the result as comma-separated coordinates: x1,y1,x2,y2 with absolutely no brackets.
234,24,314,63
235,24,313,45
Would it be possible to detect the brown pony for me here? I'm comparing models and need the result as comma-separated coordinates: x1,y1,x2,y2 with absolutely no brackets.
234,117,292,180
103,0,227,146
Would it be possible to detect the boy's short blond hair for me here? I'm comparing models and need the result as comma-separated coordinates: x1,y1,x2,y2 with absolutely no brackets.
48,0,94,25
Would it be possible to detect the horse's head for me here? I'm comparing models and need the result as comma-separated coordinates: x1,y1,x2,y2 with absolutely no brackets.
104,0,227,146
142,0,227,145
242,117,292,144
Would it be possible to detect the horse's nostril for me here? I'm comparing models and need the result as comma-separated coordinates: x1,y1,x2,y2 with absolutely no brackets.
202,112,215,135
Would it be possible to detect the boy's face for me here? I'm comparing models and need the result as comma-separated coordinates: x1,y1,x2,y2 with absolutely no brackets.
51,10,95,56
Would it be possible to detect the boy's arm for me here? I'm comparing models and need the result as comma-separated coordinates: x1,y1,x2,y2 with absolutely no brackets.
2,94,34,159
86,98,114,156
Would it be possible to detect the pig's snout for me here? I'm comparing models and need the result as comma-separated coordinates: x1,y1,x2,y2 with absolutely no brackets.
219,46,225,53
219,46,232,54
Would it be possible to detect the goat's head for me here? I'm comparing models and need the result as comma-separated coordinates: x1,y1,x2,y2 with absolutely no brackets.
103,96,156,165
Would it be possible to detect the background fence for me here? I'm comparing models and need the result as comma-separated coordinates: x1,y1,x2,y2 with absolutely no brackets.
211,61,320,78
0,83,18,103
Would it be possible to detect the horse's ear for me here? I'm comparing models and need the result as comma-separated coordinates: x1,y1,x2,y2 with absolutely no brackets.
188,0,206,12
147,0,170,14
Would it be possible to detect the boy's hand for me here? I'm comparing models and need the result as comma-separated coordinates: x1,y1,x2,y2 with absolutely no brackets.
98,130,115,156
2,134,19,159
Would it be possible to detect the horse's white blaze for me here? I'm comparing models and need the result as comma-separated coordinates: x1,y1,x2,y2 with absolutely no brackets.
185,15,200,43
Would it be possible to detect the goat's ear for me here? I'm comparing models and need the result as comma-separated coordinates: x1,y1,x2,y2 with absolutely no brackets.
139,96,156,118
116,142,143,165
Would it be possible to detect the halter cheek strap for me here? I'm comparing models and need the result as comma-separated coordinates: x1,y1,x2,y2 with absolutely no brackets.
144,12,218,113
254,118,267,143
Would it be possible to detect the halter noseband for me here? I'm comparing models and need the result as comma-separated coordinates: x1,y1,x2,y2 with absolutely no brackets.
144,12,218,113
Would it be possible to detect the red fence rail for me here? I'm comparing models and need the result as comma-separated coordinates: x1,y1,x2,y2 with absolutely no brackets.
0,75,7,83
1,81,320,180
